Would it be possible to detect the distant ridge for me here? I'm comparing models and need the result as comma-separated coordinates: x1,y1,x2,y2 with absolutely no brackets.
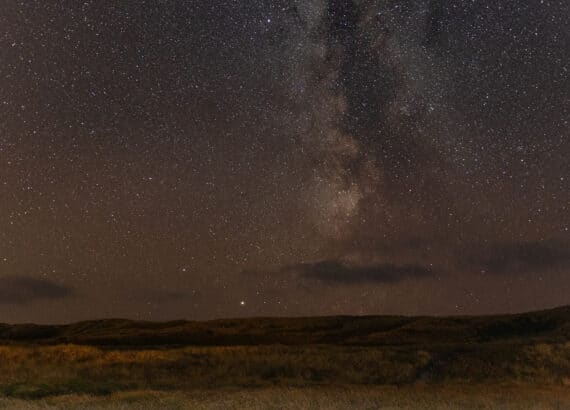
1,305,569,347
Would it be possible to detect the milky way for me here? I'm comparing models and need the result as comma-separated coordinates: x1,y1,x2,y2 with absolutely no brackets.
0,0,568,322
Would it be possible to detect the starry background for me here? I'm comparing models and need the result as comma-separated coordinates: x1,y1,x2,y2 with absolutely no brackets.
0,0,568,323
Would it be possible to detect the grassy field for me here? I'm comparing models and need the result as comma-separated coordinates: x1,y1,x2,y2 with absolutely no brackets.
0,306,568,408
0,386,569,409
0,342,568,398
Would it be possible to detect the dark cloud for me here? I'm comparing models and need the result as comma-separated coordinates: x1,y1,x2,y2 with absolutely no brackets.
0,276,73,305
467,241,570,274
284,260,434,285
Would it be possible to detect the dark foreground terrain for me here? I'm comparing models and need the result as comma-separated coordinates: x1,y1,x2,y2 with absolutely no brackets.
0,306,569,408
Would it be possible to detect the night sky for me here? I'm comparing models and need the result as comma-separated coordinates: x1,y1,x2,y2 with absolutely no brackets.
1,0,569,323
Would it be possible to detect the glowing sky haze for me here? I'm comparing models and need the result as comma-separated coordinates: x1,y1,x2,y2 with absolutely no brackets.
0,0,568,322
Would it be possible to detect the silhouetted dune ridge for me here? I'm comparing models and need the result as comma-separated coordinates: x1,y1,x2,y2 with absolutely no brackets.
0,305,568,346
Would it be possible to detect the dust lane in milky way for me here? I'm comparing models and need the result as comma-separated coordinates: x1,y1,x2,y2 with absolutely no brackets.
0,0,568,323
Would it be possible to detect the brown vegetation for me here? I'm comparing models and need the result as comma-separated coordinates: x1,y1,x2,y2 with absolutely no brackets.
0,306,568,404
1,386,570,409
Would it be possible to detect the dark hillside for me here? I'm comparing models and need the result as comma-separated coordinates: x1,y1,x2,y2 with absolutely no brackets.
0,306,568,347
0,306,568,398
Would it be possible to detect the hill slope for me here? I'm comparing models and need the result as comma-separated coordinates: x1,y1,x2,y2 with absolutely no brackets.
0,307,568,398
0,305,569,346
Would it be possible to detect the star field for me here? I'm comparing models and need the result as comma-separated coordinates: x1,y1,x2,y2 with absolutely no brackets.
0,0,568,323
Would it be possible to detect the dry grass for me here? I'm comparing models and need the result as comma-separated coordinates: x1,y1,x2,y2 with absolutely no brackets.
0,386,569,409
1,309,568,407
0,342,567,400
0,344,433,398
